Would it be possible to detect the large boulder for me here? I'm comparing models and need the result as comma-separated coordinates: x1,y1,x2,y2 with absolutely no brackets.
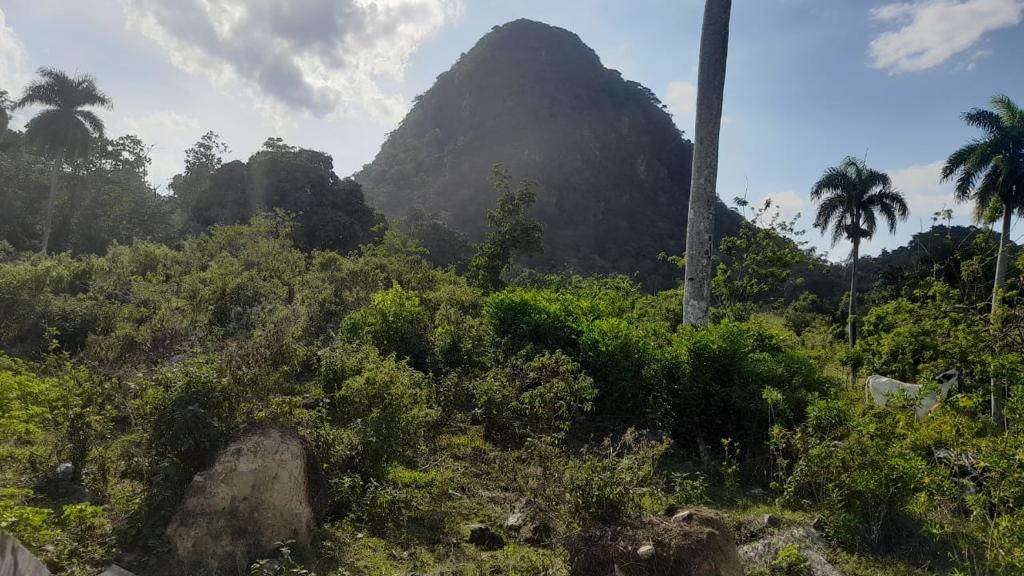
165,428,317,574
567,508,743,576
0,530,50,576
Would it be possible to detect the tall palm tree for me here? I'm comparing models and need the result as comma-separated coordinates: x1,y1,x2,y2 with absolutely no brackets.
942,94,1024,427
811,157,908,352
14,68,111,254
683,0,733,326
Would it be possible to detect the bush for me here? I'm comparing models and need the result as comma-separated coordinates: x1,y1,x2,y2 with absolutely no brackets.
319,344,434,477
671,321,829,461
784,397,927,550
770,544,811,576
474,350,596,442
342,285,431,366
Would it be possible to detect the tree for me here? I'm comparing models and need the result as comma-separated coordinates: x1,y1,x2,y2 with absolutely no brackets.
683,0,733,326
713,199,816,310
467,164,543,292
811,156,908,353
170,131,229,221
942,94,1024,426
0,90,12,142
14,68,111,254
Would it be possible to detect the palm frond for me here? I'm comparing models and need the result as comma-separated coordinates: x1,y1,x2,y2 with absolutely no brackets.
75,110,106,138
962,108,1005,137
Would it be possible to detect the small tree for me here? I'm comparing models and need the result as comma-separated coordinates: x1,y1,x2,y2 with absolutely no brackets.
467,164,543,292
713,198,815,310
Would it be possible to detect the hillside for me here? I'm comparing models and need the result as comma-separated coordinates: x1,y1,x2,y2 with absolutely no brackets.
356,19,741,288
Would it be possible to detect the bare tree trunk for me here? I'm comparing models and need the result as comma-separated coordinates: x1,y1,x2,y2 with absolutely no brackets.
40,147,66,255
990,203,1011,428
683,0,732,326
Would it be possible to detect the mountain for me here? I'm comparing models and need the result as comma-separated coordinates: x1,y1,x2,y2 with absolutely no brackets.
356,19,741,289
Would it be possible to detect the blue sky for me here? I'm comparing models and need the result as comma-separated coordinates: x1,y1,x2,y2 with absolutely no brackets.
2,0,1023,258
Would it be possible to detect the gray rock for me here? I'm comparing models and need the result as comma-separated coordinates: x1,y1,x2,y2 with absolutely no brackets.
55,462,74,481
165,428,316,574
637,544,656,560
0,530,51,576
467,524,505,550
504,511,527,532
98,566,137,576
762,514,783,529
671,509,696,523
739,526,842,576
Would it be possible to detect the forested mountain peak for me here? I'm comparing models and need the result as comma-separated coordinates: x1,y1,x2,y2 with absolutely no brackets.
356,19,740,289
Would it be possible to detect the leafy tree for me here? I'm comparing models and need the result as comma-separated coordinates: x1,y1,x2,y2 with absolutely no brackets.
942,94,1024,426
467,164,543,291
713,199,816,309
682,0,733,326
14,68,111,254
169,131,229,220
0,89,12,141
811,156,908,351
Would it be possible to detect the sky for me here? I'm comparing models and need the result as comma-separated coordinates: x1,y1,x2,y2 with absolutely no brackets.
1,0,1023,259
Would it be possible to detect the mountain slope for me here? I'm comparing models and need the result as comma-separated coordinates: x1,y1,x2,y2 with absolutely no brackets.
356,19,740,288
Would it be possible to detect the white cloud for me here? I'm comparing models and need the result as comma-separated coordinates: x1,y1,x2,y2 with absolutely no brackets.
107,111,203,190
868,0,1023,73
664,80,697,132
120,0,463,122
757,190,806,220
888,159,972,220
0,8,29,100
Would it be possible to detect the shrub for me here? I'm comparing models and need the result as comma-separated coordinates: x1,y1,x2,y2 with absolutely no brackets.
770,544,811,576
671,321,829,461
342,285,431,366
567,431,668,526
474,351,596,442
320,344,434,477
784,398,927,550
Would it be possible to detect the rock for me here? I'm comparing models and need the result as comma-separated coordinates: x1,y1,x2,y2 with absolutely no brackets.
762,514,782,529
568,508,743,576
165,428,317,574
504,511,527,532
55,462,74,481
467,524,505,550
739,526,841,576
98,566,137,576
671,509,696,523
0,530,51,576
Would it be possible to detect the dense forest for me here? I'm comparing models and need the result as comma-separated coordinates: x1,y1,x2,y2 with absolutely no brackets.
2,14,1024,576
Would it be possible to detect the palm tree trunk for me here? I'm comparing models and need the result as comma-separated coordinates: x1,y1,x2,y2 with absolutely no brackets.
40,146,66,255
990,203,1012,428
683,0,732,326
849,237,859,384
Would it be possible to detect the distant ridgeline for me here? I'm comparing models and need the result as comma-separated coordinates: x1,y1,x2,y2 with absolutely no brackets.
356,19,741,290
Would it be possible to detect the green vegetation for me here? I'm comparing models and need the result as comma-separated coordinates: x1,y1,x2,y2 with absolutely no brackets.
1,61,1023,576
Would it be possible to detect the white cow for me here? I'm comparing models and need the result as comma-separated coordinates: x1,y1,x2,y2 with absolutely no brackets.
867,369,959,420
